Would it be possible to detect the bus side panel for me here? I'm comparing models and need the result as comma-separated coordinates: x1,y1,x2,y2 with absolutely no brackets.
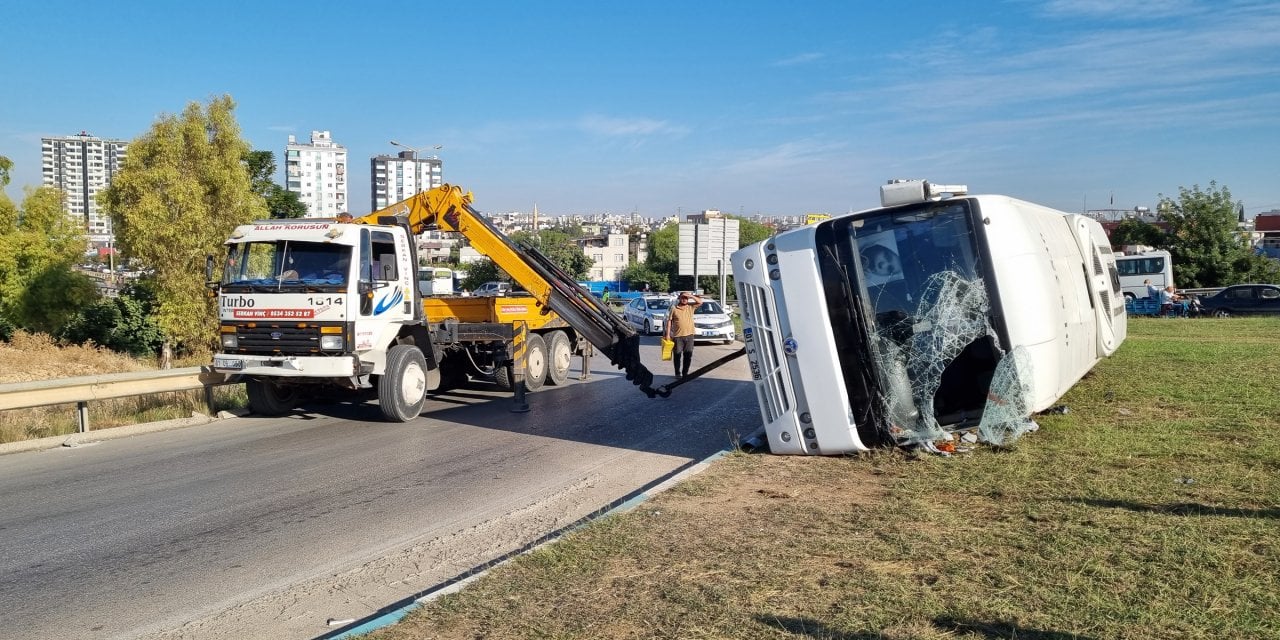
977,197,1065,410
976,197,1099,412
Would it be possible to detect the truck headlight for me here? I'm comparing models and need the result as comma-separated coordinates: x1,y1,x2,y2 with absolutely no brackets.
221,334,238,348
320,335,345,350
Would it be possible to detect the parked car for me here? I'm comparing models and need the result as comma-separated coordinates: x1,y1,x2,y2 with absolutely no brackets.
690,300,736,344
1198,284,1280,317
473,281,513,295
623,295,673,335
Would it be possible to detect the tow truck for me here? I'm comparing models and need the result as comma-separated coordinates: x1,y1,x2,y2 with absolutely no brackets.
209,184,660,420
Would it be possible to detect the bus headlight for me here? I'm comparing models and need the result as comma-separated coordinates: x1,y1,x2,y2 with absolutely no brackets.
320,335,345,350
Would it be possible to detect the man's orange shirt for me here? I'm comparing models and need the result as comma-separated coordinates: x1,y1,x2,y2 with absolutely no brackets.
667,303,696,338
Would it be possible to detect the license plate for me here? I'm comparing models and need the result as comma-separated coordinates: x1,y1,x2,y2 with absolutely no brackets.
214,357,244,370
701,330,717,337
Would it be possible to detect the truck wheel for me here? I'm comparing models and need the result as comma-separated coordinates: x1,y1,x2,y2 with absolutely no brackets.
546,330,571,386
379,345,428,422
246,379,299,416
493,363,513,390
524,333,548,391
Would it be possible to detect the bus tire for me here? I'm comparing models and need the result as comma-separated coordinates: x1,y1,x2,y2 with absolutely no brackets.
246,379,298,416
546,330,571,386
379,345,428,422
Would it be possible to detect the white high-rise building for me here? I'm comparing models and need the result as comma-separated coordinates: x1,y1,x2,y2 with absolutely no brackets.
41,131,128,243
285,131,348,218
370,150,443,211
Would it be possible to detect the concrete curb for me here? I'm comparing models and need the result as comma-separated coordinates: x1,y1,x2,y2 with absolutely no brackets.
322,448,735,640
0,408,251,457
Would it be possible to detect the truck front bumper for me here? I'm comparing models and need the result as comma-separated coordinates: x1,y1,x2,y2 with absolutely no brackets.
212,353,359,378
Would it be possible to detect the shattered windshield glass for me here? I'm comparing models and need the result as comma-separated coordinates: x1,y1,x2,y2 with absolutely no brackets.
816,200,1038,448
222,241,351,292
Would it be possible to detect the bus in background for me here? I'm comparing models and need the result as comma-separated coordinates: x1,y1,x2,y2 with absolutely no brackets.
418,267,455,295
1114,250,1173,300
731,179,1126,455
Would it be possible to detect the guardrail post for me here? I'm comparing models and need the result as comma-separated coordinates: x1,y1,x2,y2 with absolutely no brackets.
77,401,90,433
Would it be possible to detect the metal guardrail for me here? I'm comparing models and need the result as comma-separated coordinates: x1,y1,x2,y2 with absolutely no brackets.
0,367,231,433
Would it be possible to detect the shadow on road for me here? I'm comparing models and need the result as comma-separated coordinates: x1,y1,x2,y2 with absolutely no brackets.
271,339,759,460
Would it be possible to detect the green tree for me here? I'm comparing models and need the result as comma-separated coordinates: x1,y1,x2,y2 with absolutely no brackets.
1108,218,1167,249
60,281,165,357
511,228,593,279
731,215,773,247
1158,182,1267,288
619,262,669,293
645,223,683,291
100,95,268,362
459,258,503,291
0,185,96,334
0,155,12,187
244,150,307,219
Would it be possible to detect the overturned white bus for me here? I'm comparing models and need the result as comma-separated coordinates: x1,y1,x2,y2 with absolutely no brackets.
731,180,1126,455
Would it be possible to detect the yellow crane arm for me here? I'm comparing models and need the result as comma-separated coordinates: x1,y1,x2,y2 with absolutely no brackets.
351,184,662,397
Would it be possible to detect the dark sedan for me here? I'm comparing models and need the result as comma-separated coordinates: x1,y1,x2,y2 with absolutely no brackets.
1199,284,1280,317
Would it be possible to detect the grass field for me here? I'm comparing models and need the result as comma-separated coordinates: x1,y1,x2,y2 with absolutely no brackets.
365,317,1280,640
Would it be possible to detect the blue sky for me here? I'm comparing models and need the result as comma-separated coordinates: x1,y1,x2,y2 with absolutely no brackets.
2,0,1278,219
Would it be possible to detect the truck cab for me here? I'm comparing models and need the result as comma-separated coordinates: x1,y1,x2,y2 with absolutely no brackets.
214,219,424,416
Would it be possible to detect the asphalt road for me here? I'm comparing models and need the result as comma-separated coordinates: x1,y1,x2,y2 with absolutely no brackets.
0,339,757,640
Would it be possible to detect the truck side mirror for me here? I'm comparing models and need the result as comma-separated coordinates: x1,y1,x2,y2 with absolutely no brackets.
205,255,219,291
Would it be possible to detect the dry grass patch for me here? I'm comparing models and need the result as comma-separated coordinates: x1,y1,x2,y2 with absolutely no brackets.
0,331,243,444
0,330,151,384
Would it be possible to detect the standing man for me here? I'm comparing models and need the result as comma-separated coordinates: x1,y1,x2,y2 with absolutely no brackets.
1144,278,1160,300
663,291,703,379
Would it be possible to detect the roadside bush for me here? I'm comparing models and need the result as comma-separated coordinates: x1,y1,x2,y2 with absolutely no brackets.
59,282,164,358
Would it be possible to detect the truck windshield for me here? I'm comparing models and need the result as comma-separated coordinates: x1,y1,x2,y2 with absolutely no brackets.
222,241,352,291
817,199,994,445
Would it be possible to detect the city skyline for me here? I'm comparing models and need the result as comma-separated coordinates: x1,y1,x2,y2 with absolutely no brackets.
2,1,1278,219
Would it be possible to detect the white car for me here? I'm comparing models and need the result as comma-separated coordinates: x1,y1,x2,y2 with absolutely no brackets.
623,295,673,335
690,300,736,344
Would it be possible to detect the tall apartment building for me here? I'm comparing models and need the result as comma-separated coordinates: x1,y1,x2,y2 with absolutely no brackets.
285,131,348,217
370,150,442,211
41,131,128,243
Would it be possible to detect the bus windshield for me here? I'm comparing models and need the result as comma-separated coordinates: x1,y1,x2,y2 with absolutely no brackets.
815,199,997,445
